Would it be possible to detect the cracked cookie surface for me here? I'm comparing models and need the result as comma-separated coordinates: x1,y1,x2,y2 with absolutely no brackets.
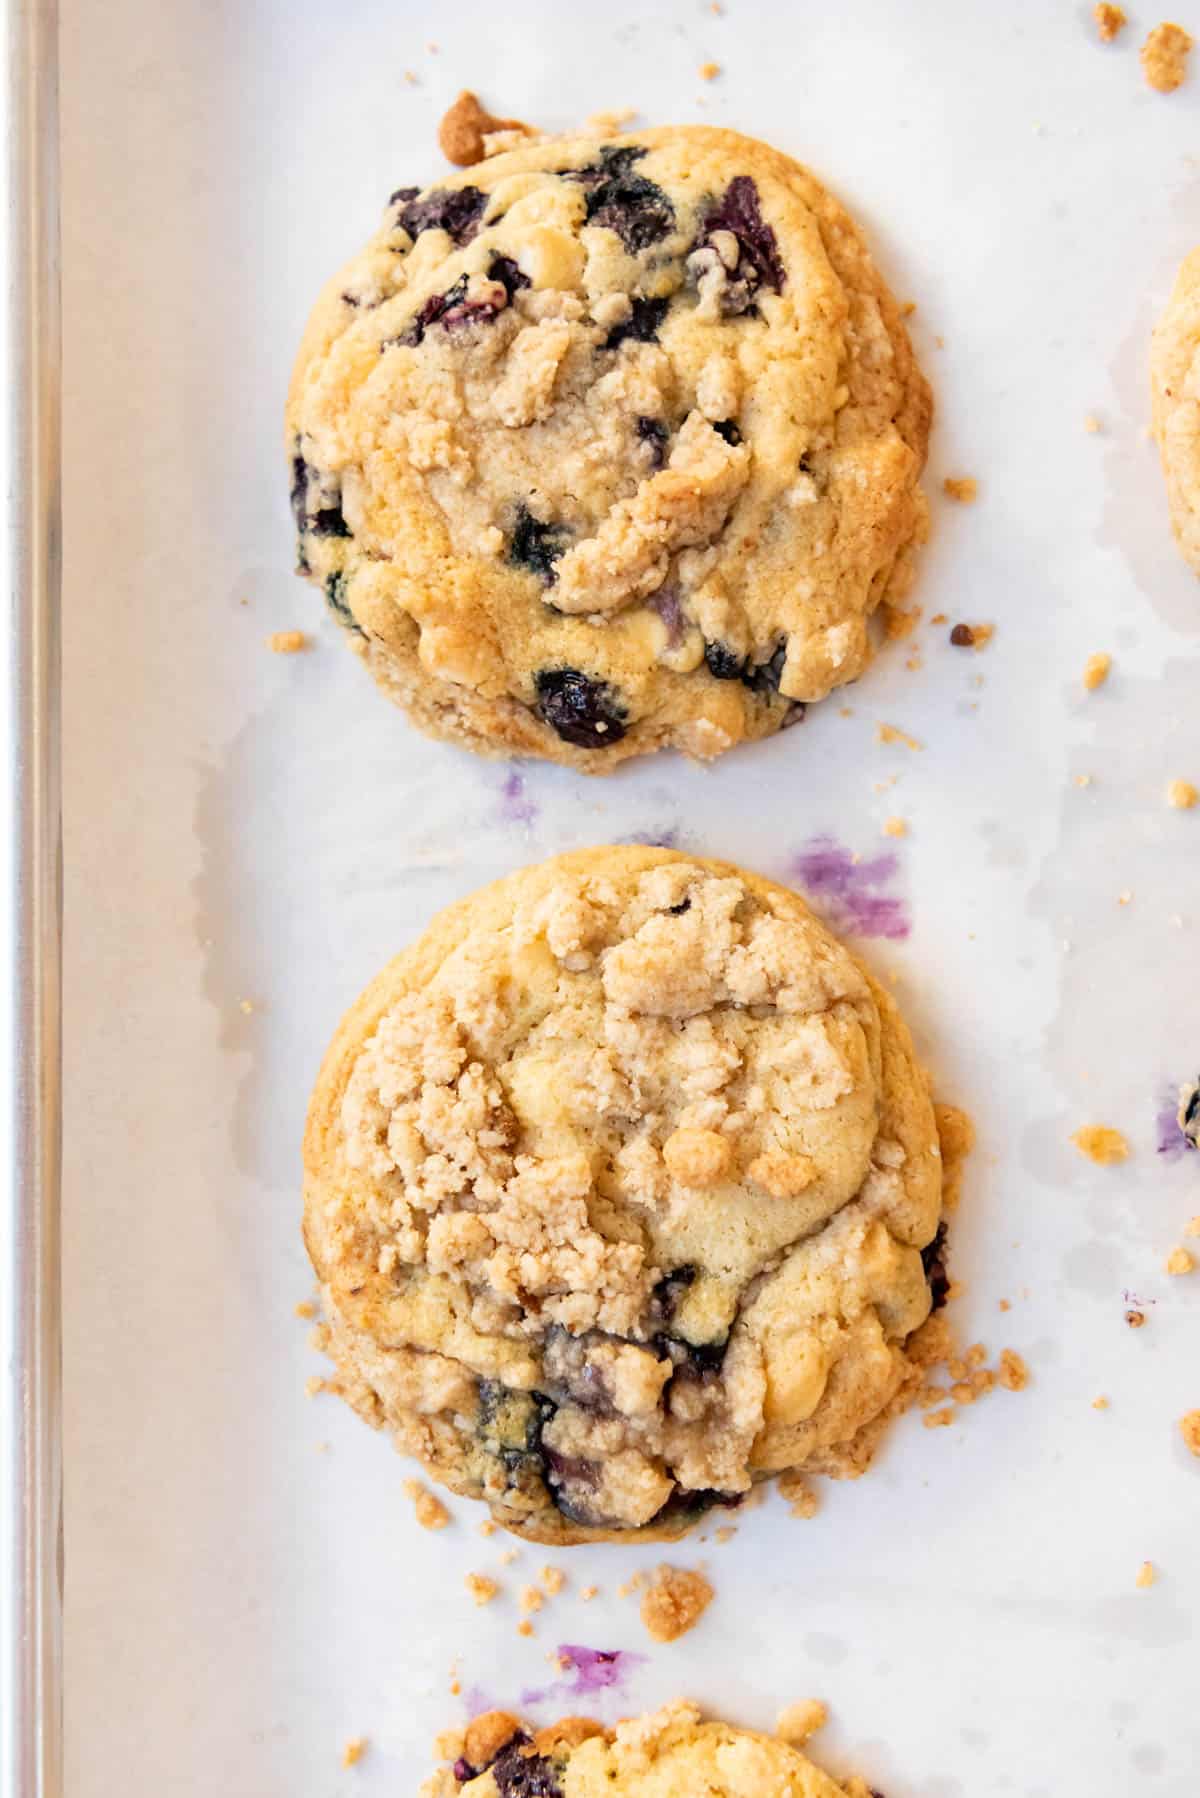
303,847,944,1544
421,1701,860,1797
287,126,931,770
1152,247,1200,575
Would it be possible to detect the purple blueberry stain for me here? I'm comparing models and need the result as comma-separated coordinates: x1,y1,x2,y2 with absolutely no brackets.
623,824,682,849
789,835,910,941
1155,1087,1193,1159
497,769,538,828
520,1644,646,1709
464,1683,500,1718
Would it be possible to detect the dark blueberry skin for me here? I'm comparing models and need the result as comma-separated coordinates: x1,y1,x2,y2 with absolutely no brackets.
394,185,487,247
604,294,670,350
636,415,669,469
651,1263,697,1320
489,1738,563,1798
1180,1082,1200,1146
700,175,785,316
921,1221,951,1312
508,505,571,583
570,144,675,253
712,418,742,446
704,640,748,681
291,450,351,540
667,896,691,916
534,668,628,749
743,640,787,695
323,572,364,637
488,253,531,301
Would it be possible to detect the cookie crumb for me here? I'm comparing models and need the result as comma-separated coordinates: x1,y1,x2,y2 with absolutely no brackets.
437,90,534,167
1180,1410,1200,1455
465,1572,500,1606
304,1374,325,1398
342,1737,367,1769
1136,1560,1156,1589
1165,1245,1195,1275
1116,890,1133,907
478,1519,497,1538
998,1298,1011,1312
519,1584,544,1615
640,1565,715,1642
402,1478,451,1531
1083,412,1103,433
882,817,908,838
714,1525,736,1543
776,1699,827,1746
1075,773,1093,788
998,1349,1029,1392
943,475,978,503
698,60,721,79
267,629,308,654
949,621,994,649
1094,3,1127,39
1141,21,1193,90
1093,1395,1110,1410
1125,1307,1146,1328
876,722,923,751
777,1469,819,1519
1186,1217,1200,1238
1082,651,1111,691
1167,779,1198,809
499,1547,520,1566
584,107,638,134
516,1619,534,1638
1071,1124,1128,1165
881,601,920,639
580,1584,599,1601
924,1406,956,1428
541,1565,565,1596
294,1299,316,1320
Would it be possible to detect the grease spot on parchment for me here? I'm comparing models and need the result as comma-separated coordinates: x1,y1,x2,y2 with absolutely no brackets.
520,1644,646,1708
789,836,910,940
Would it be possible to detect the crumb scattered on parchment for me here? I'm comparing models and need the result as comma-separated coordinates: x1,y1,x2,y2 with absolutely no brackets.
478,1519,497,1538
580,1584,599,1601
519,1584,544,1615
403,1478,451,1531
998,1349,1029,1391
403,69,419,86
1094,3,1128,40
1141,21,1193,90
1084,413,1103,434
924,1406,956,1429
777,1469,819,1519
1167,779,1198,809
516,1619,534,1637
342,1737,367,1769
499,1547,520,1566
617,1571,646,1599
881,600,920,639
304,1374,325,1398
465,1573,500,1606
438,91,537,166
949,621,994,649
640,1566,714,1642
1116,889,1133,907
713,1525,736,1544
1180,1411,1200,1455
1126,1307,1147,1328
1093,1395,1110,1410
294,1299,316,1320
776,1700,827,1746
1082,651,1112,691
1075,773,1094,788
1187,1217,1200,1238
943,476,978,503
1165,1245,1195,1275
883,817,908,838
1071,1124,1128,1165
1136,1560,1157,1589
876,722,923,751
267,629,308,654
585,107,638,133
998,1298,1011,1312
541,1566,565,1596
698,60,721,79
935,1103,975,1212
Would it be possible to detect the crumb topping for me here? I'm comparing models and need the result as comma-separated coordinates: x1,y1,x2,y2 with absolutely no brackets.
1082,652,1112,692
776,1699,827,1745
1071,1124,1128,1165
1141,21,1193,90
1094,3,1127,40
404,1478,452,1530
942,476,978,503
639,1564,715,1641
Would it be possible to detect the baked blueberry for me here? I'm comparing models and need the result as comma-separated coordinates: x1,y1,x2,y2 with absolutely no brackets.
571,145,675,253
604,294,670,350
534,668,627,747
704,640,747,680
508,506,571,583
395,184,487,246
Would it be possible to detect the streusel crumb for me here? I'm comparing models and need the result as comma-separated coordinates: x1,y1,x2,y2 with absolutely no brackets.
640,1565,715,1642
1167,779,1198,809
1136,1560,1156,1588
342,1737,367,1768
403,1478,451,1530
465,1573,500,1605
777,1469,819,1519
1165,1245,1195,1275
437,91,535,167
1082,652,1112,691
943,476,978,503
267,630,308,654
1094,3,1127,40
776,1699,828,1746
1180,1411,1200,1455
1141,21,1193,90
1071,1124,1128,1165
542,1566,565,1595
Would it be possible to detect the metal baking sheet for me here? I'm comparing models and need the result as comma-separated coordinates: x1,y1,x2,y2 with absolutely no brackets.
59,2,1200,1794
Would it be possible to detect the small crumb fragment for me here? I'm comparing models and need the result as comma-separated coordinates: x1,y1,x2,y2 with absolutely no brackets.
883,817,908,838
267,629,308,654
403,1478,451,1531
1084,412,1103,433
1116,890,1133,907
943,476,978,503
777,1469,819,1519
403,69,419,86
516,1619,534,1638
776,1700,828,1747
541,1566,565,1596
1136,1560,1156,1589
1180,1411,1200,1455
465,1573,500,1606
876,722,923,751
998,1298,1011,1312
438,90,534,167
304,1374,325,1398
998,1349,1029,1391
698,60,721,79
924,1406,956,1428
1092,1395,1110,1410
714,1525,736,1544
499,1547,520,1566
1094,3,1127,40
1071,1125,1128,1165
930,611,947,625
1186,1217,1200,1238
342,1738,367,1769
1141,21,1193,91
1082,652,1111,691
294,1299,316,1320
478,1519,497,1538
238,998,255,1015
1125,1307,1146,1328
1075,773,1093,788
1165,1245,1195,1275
949,621,994,650
584,107,638,134
881,601,920,639
1167,779,1198,809
519,1584,544,1615
640,1565,715,1643
580,1584,599,1601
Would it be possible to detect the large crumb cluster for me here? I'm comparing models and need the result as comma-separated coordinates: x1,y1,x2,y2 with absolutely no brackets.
1141,21,1193,90
639,1564,715,1641
1094,3,1128,41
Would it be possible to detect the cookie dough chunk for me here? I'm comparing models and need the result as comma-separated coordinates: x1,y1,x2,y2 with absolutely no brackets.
421,1700,860,1797
1152,248,1200,574
303,846,945,1543
287,126,931,770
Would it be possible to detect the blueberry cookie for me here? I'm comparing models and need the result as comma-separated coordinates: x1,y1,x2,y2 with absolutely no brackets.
287,126,931,769
422,1701,877,1798
1152,248,1200,575
303,846,947,1543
